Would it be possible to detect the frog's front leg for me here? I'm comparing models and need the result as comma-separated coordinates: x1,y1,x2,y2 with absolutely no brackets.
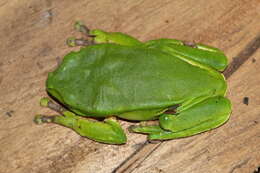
35,98,126,144
67,21,142,47
90,29,142,46
131,96,231,141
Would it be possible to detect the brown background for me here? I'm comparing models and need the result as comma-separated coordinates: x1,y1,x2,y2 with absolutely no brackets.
0,0,259,173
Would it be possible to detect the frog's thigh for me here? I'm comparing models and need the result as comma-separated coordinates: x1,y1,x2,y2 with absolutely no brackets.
149,96,231,140
53,114,127,144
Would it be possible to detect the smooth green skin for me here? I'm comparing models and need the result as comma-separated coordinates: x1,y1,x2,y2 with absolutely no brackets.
43,29,231,144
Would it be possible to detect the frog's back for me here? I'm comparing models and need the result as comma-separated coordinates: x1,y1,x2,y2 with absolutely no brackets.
47,44,226,116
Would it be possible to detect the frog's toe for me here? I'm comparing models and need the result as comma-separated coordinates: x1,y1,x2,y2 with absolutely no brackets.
40,97,50,107
74,21,90,35
129,125,165,134
66,37,93,47
34,114,54,124
66,37,77,47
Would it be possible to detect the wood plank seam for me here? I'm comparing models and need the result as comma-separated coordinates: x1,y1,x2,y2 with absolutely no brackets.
113,34,260,173
112,142,161,173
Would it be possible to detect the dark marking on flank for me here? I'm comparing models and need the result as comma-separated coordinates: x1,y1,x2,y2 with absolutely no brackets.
252,58,256,63
165,104,179,114
165,20,169,24
223,35,260,78
183,41,197,48
243,97,249,105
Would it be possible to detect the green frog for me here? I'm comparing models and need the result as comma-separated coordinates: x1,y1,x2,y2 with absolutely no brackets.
35,22,231,144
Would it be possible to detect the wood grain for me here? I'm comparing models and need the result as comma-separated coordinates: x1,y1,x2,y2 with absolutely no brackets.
0,0,259,173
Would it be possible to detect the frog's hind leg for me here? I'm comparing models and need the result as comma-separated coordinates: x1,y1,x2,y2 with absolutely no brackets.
145,39,228,71
34,98,126,144
130,96,231,141
168,42,228,71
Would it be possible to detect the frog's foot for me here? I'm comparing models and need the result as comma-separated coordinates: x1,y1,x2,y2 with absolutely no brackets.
66,21,95,47
131,96,232,141
66,37,94,47
40,97,65,113
35,98,127,144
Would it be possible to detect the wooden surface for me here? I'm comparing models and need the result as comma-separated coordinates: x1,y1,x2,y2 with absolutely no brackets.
0,0,259,173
